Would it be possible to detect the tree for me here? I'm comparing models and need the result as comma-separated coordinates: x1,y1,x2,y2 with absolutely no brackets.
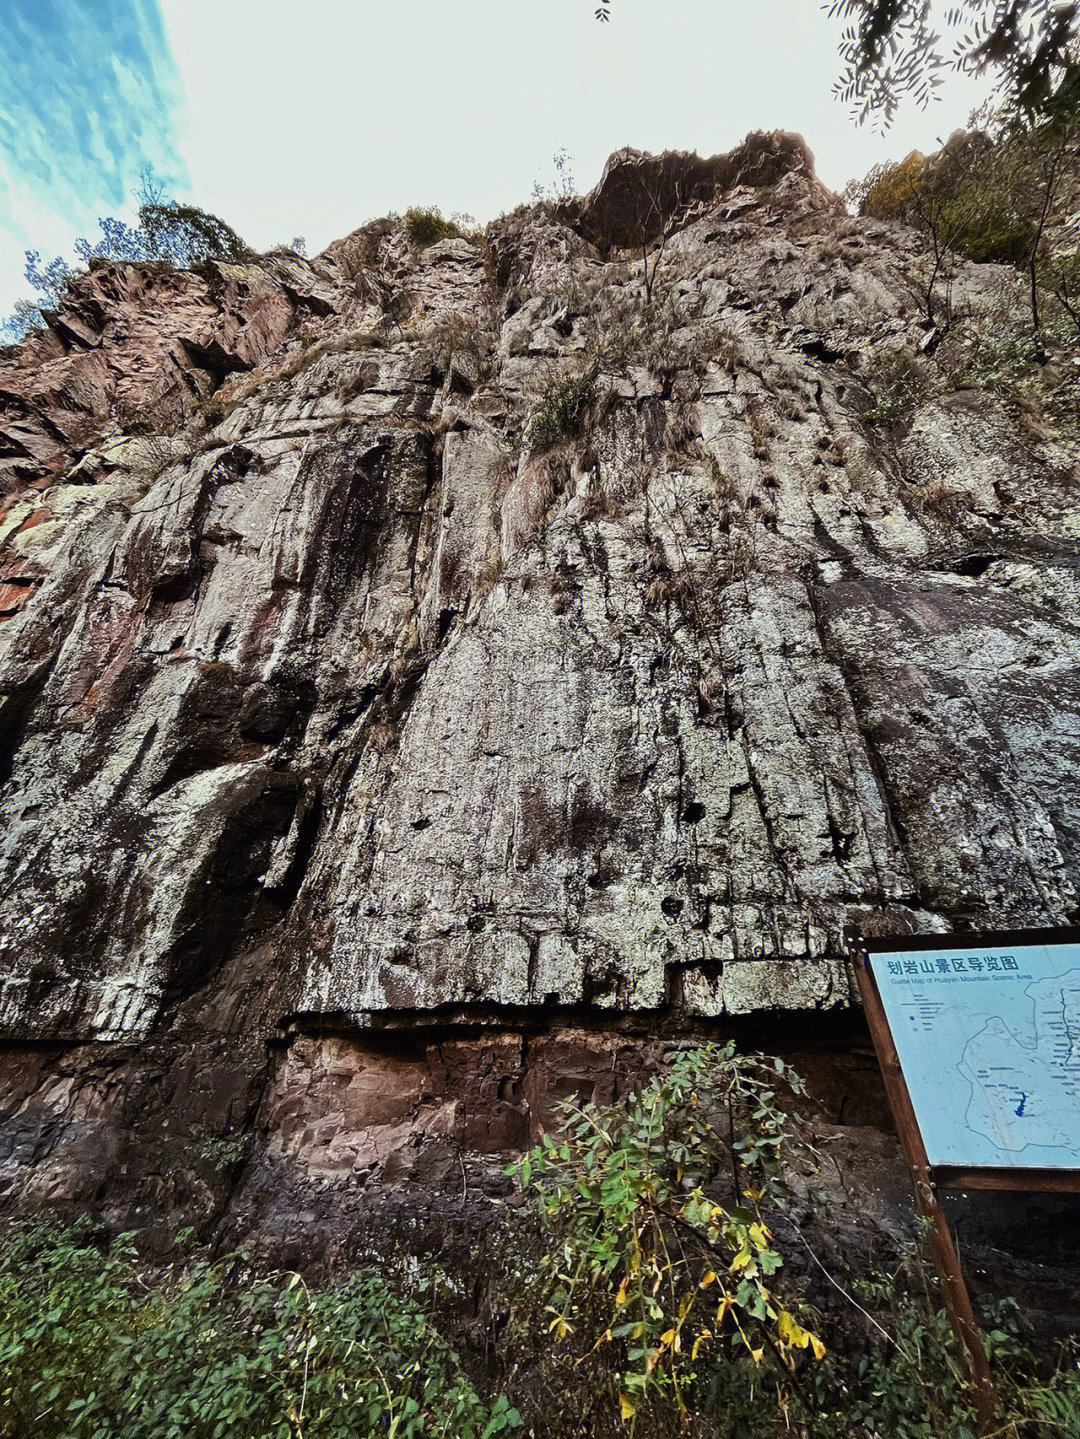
831,0,1080,127
1,171,247,343
851,99,1079,355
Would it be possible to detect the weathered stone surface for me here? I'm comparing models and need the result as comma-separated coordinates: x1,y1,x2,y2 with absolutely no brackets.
0,252,341,492
0,138,1078,1290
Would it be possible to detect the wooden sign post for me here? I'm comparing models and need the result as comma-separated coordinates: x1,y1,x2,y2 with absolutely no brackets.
852,927,1080,1435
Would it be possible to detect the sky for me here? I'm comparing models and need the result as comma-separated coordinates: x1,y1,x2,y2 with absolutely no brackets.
0,0,995,316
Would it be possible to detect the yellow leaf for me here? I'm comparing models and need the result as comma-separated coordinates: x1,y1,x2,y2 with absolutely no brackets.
777,1310,809,1349
619,1394,636,1422
660,1328,677,1348
691,1330,713,1360
549,1316,571,1339
810,1334,827,1361
715,1293,734,1324
615,1277,631,1308
699,1270,717,1289
750,1348,765,1365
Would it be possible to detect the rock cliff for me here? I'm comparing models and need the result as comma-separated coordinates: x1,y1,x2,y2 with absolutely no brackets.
0,134,1078,1272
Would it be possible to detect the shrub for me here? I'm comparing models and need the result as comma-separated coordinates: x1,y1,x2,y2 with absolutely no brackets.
512,1044,824,1431
1,171,248,341
510,1048,1080,1438
855,132,1039,268
404,208,462,247
0,1223,521,1439
858,153,930,222
523,370,597,450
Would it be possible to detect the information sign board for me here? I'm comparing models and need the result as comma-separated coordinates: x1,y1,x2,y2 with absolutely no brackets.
855,927,1080,1431
866,930,1080,1176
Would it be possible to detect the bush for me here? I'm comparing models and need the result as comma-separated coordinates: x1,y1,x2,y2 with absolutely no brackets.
1,171,248,342
855,131,1039,268
404,208,462,247
858,153,930,222
0,1223,521,1439
859,346,940,430
523,371,597,450
512,1044,824,1432
510,1047,1080,1438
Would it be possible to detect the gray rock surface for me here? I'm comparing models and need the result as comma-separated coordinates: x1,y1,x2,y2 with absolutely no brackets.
0,136,1077,1261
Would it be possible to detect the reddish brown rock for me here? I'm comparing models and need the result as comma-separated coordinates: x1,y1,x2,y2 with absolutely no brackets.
0,252,341,495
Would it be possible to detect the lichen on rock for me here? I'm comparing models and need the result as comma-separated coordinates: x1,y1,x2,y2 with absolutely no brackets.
0,136,1078,1276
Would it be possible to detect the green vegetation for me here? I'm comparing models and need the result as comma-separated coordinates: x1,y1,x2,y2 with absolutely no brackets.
1,171,248,342
0,1224,520,1439
849,103,1080,354
511,1045,1080,1437
403,208,463,247
4,1055,1080,1439
857,346,939,430
512,1045,823,1432
857,139,1035,267
523,370,597,449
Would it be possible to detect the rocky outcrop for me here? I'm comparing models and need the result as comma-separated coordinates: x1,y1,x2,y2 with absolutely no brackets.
0,137,1078,1286
569,131,830,249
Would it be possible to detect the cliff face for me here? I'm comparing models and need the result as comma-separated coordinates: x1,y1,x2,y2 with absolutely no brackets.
0,134,1078,1256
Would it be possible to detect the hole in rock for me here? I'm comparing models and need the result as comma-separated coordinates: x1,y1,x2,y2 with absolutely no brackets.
949,552,1001,578
681,801,705,824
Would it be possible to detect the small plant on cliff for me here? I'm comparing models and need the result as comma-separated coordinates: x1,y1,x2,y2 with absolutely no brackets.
404,208,463,247
0,1222,521,1439
523,369,598,450
858,346,940,430
511,1044,825,1432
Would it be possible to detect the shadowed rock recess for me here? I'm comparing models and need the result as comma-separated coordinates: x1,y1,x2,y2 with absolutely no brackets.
0,136,1078,1273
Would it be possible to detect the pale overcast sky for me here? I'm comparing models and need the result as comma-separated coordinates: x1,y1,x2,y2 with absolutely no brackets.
1,0,994,316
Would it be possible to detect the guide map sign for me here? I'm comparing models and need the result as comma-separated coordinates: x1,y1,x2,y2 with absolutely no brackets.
856,927,1080,1430
867,932,1080,1173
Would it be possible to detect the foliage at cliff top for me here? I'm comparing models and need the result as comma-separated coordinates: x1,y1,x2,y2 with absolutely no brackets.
0,171,249,343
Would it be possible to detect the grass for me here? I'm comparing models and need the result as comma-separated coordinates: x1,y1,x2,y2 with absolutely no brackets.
523,370,597,450
404,208,463,247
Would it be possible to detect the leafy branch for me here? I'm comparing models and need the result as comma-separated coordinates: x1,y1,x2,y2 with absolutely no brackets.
511,1044,825,1429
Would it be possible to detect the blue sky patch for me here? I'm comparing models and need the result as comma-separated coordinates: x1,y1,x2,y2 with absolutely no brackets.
0,0,186,310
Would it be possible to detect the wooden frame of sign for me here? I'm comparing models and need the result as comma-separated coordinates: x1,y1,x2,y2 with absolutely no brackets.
853,926,1080,1434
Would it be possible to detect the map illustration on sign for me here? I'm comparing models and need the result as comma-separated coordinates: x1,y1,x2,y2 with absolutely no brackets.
869,940,1080,1169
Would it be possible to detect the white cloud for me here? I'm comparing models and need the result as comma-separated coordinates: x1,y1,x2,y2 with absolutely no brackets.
0,0,187,314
